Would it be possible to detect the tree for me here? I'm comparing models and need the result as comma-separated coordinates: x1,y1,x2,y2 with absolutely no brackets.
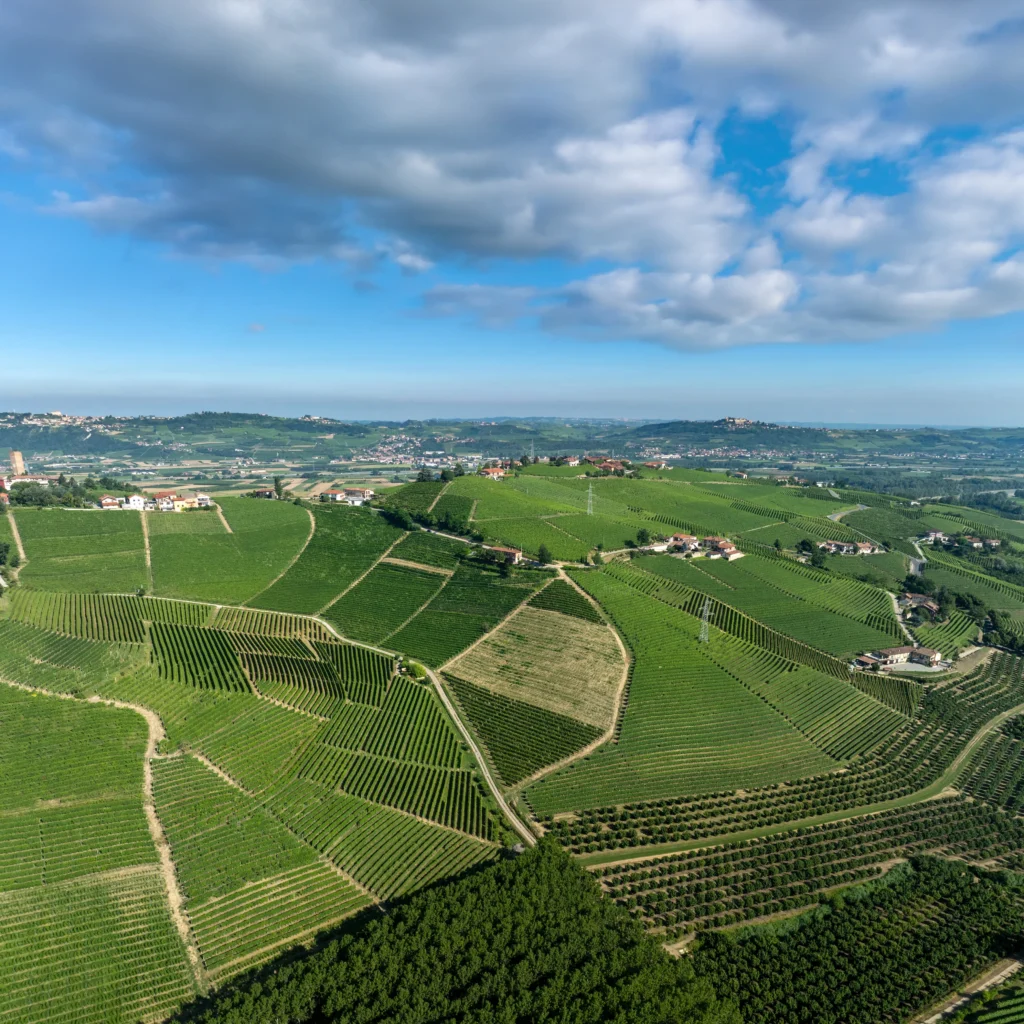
636,528,652,546
416,467,435,483
593,551,604,565
809,546,827,568
273,475,284,498
454,462,465,477
537,543,552,565
774,538,783,551
440,468,454,482
796,538,815,555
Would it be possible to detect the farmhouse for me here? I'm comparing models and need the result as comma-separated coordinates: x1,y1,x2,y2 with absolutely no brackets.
320,490,346,502
252,488,277,498
563,456,580,467
963,536,984,549
671,533,700,550
152,490,178,501
343,488,375,506
818,540,857,555
487,545,523,564
124,495,146,511
643,461,668,470
923,531,945,543
99,495,120,509
855,541,878,554
871,645,943,670
720,549,744,561
479,467,505,480
984,538,1001,547
195,493,212,508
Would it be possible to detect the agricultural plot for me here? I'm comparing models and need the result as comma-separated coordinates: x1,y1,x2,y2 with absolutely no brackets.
525,572,837,815
388,530,466,569
313,640,394,706
430,492,474,528
914,611,979,656
8,589,146,642
379,480,445,515
152,756,368,976
0,870,195,1024
925,552,1024,611
146,510,227,535
325,562,447,644
446,605,624,729
448,475,580,520
0,619,147,693
12,508,147,593
639,554,901,657
211,605,333,640
446,674,602,786
387,562,540,666
251,504,404,614
150,623,249,692
149,496,310,604
474,517,588,561
265,780,496,899
0,685,194,1024
528,578,603,621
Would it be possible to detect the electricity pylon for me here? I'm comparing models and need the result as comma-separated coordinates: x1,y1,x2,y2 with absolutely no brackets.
587,482,593,516
699,597,711,643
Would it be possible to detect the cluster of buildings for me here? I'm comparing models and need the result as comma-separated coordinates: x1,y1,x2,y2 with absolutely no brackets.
922,531,999,549
319,487,375,507
817,540,879,555
667,534,744,561
854,645,943,671
99,490,212,512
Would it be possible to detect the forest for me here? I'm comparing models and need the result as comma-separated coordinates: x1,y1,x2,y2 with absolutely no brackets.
171,842,740,1024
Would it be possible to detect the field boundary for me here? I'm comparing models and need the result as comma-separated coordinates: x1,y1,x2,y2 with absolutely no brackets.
6,509,27,572
426,480,451,514
380,556,454,577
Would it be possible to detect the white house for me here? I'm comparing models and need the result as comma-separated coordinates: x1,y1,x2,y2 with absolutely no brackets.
343,488,375,506
125,495,146,511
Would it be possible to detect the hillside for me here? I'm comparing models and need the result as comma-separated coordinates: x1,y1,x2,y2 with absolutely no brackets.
3,470,1024,1022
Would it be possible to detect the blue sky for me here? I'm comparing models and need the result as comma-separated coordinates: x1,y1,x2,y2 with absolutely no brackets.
2,1,1024,424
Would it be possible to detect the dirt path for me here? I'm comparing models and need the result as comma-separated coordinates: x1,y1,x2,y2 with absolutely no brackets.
139,510,154,592
380,556,453,576
429,667,536,847
914,959,1023,1023
888,591,917,643
316,532,409,615
580,697,1024,869
0,680,203,979
507,570,632,799
827,503,868,521
248,504,315,604
6,508,27,573
426,480,451,513
191,751,255,796
215,502,233,534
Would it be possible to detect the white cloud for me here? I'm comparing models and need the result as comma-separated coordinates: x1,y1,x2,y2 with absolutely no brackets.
3,0,1024,348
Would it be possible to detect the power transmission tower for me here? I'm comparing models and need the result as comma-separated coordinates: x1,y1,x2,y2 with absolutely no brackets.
587,482,593,516
699,597,711,643
530,439,535,460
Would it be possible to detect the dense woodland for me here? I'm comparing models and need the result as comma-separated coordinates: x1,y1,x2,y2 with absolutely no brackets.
172,842,739,1024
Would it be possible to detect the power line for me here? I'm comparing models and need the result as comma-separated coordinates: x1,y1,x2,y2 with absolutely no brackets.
587,482,593,516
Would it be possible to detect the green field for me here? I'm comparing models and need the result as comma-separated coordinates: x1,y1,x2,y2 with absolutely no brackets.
150,497,310,604
0,685,195,1024
12,508,147,593
251,503,403,613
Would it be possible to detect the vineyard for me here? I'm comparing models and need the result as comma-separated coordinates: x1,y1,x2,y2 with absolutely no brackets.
388,530,466,569
251,504,403,613
913,609,980,655
446,674,602,785
527,578,603,621
324,561,447,643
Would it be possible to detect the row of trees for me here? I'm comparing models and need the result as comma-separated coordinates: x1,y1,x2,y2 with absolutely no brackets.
1,473,139,508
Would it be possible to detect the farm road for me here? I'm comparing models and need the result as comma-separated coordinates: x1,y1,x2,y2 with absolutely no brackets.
828,503,868,521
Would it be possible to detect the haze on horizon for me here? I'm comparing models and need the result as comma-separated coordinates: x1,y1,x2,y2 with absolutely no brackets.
2,1,1024,424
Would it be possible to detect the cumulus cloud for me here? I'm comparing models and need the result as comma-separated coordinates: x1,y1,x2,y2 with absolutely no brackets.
3,0,1024,347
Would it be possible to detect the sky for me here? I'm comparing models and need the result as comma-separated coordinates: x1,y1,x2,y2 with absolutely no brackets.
2,1,1024,424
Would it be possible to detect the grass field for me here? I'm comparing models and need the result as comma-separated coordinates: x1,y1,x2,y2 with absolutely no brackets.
12,509,148,593
150,497,310,604
446,604,624,729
